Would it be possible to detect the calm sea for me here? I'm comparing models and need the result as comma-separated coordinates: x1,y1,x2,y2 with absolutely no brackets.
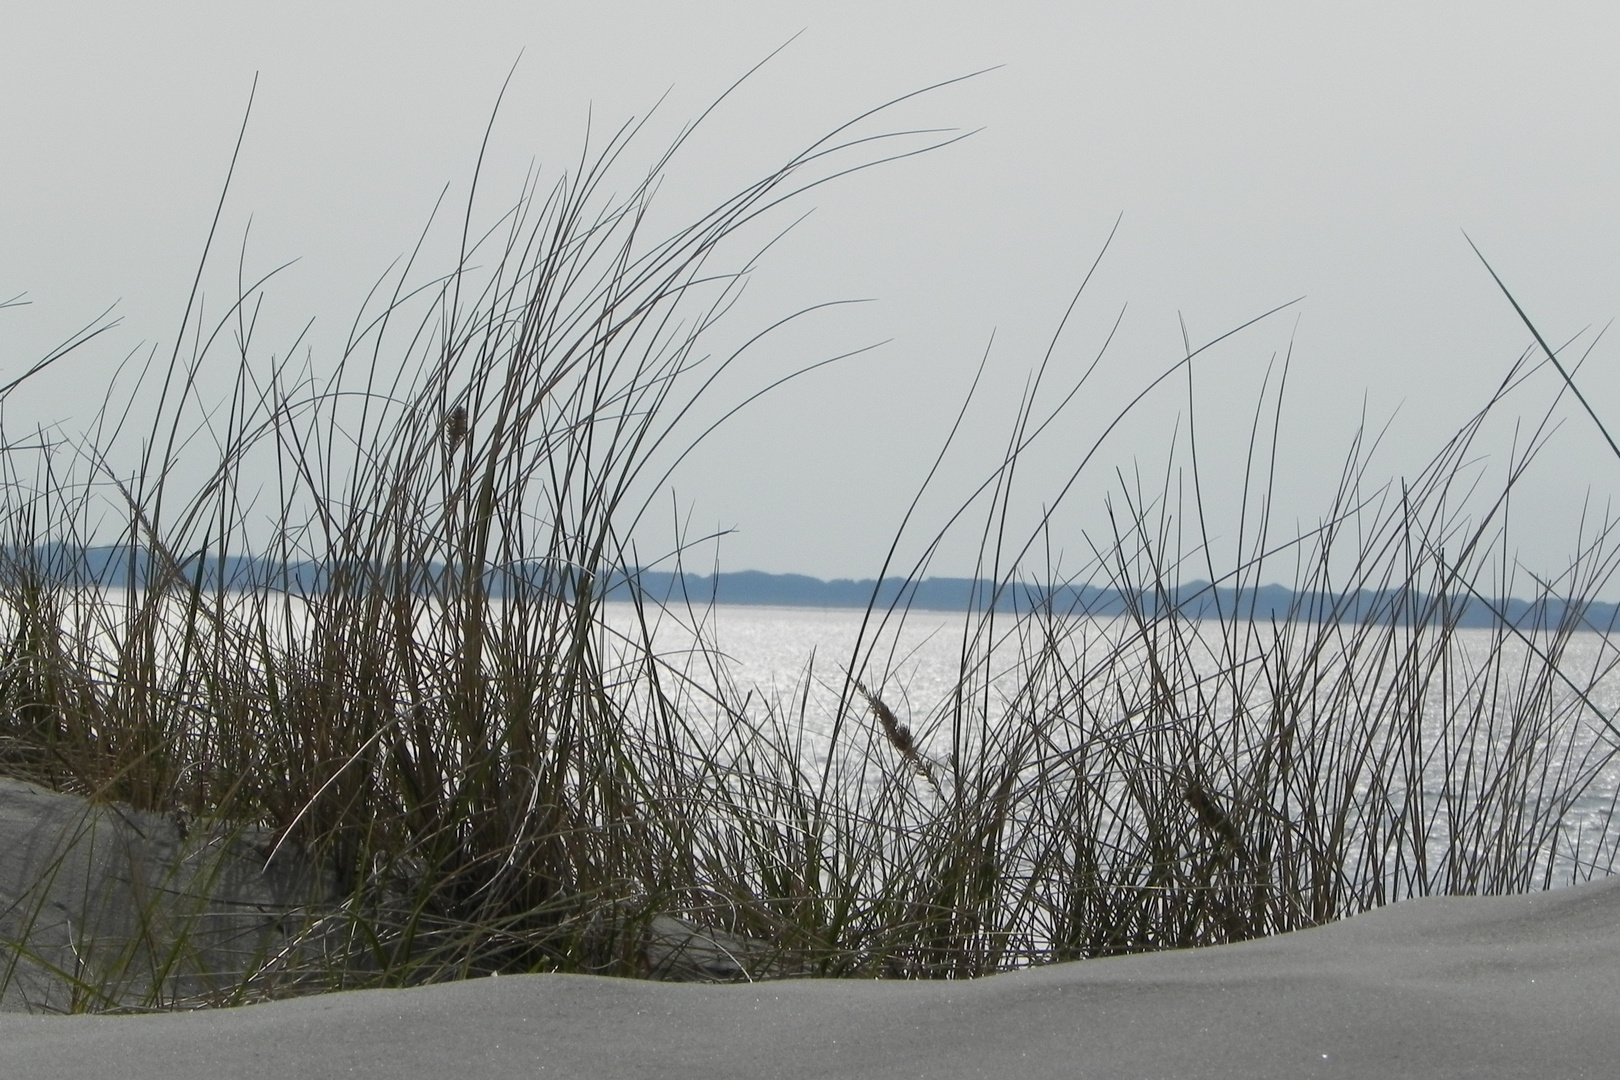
600,600,1620,879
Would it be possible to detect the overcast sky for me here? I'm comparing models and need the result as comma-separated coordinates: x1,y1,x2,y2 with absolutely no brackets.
5,2,1620,588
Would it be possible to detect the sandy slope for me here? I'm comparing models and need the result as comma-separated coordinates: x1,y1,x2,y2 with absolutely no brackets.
0,777,334,1011
3,875,1617,1079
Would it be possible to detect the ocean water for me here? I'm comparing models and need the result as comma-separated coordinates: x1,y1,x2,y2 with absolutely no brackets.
601,602,976,714
21,590,1620,882
601,600,1620,734
600,600,1620,881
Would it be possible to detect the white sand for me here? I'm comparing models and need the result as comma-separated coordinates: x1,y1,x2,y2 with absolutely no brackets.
3,874,1617,1079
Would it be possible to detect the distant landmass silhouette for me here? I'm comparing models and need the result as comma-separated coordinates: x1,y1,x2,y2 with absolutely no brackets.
604,569,1620,630
22,547,1619,630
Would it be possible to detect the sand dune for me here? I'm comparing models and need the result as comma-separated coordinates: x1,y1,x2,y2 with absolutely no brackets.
0,777,335,1012
3,873,1616,1079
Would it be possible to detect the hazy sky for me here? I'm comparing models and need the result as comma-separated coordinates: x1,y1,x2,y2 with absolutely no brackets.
5,2,1620,586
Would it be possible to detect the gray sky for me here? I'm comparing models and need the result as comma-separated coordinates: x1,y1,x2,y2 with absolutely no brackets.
5,2,1620,587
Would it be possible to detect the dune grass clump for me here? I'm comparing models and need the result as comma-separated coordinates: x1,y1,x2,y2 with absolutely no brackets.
1,85,1618,1009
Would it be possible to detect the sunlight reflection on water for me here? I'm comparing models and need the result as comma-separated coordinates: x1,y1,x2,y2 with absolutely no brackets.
602,601,1620,881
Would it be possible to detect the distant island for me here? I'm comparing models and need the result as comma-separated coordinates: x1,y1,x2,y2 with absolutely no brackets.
25,547,1619,631
605,569,1620,631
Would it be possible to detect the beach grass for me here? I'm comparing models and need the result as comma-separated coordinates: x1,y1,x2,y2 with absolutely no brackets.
2,85,1619,1009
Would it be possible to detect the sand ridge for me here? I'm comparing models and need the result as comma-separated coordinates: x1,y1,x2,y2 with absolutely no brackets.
3,876,1616,1079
